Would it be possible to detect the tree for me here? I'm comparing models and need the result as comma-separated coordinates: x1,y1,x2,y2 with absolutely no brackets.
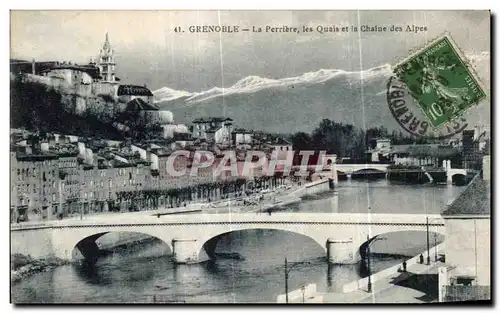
291,132,312,150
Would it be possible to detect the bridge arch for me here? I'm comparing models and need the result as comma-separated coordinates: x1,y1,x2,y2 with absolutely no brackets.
55,228,174,263
451,173,467,185
195,227,328,263
358,229,445,262
351,168,387,176
336,171,347,178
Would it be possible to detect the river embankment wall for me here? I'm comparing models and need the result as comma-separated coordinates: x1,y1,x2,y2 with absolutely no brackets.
342,243,445,293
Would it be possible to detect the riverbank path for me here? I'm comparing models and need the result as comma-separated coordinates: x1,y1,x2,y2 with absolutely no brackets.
320,259,443,303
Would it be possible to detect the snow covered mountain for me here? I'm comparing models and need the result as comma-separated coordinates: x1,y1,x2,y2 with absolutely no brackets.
153,65,394,104
153,53,490,133
153,86,192,103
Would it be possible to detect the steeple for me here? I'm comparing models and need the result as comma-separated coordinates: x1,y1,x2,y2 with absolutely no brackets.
103,32,111,51
98,32,116,83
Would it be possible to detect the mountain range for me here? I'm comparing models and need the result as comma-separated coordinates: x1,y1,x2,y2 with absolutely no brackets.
154,52,490,134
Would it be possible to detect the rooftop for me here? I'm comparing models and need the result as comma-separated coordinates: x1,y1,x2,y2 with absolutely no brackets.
390,144,459,157
10,59,59,75
233,128,253,134
192,117,233,123
272,137,292,145
43,64,102,80
15,152,59,161
152,148,174,157
206,125,222,133
118,84,154,97
125,98,159,111
442,177,491,217
173,132,191,141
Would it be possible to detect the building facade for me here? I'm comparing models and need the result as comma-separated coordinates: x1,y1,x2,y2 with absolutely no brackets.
439,175,491,302
192,117,234,143
11,151,61,222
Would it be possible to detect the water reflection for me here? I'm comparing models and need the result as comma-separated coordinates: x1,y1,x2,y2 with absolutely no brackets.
12,181,465,303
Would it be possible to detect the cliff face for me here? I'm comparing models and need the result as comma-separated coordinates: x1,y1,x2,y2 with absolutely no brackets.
10,75,123,140
20,73,116,118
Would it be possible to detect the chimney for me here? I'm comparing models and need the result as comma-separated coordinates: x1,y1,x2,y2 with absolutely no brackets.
32,59,35,74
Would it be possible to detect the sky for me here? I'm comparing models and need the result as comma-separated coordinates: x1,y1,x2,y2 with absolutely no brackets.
10,10,490,91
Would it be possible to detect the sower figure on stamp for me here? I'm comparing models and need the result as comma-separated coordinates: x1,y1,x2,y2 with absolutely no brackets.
420,56,470,113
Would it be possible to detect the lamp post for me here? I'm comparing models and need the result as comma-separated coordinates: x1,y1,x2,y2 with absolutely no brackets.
284,257,309,303
300,285,306,303
426,216,431,265
366,235,386,293
284,257,289,303
366,235,372,293
434,232,438,262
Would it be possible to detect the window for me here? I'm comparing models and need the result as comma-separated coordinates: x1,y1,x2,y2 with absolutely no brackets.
108,180,112,188
84,192,87,199
100,181,104,188
90,192,94,199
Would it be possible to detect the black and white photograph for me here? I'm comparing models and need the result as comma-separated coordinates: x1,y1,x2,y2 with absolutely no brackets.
9,10,491,304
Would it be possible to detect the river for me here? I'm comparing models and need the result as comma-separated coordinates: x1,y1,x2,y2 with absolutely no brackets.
11,179,465,303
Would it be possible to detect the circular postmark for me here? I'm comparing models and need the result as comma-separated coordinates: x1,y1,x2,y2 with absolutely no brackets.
386,76,468,139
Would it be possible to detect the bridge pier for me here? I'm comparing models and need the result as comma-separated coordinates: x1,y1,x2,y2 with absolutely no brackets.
446,173,453,184
76,239,100,264
172,238,210,264
326,238,358,264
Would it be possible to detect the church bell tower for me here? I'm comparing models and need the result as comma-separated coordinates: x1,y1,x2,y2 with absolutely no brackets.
98,32,116,83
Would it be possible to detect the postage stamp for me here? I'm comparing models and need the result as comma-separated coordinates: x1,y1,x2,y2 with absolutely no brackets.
393,35,487,128
386,75,469,139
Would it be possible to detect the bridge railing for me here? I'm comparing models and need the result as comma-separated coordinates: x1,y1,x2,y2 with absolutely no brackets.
11,222,52,231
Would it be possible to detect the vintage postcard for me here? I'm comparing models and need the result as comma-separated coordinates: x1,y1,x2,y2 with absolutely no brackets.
10,10,491,304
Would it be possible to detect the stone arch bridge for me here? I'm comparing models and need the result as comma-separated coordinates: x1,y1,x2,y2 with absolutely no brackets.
11,213,444,265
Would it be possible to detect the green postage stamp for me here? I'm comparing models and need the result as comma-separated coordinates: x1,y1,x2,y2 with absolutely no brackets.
394,35,487,128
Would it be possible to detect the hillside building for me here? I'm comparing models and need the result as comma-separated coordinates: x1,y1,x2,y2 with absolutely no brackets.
192,117,234,145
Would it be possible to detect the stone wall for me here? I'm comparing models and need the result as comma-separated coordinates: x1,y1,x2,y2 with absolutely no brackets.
11,226,54,260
